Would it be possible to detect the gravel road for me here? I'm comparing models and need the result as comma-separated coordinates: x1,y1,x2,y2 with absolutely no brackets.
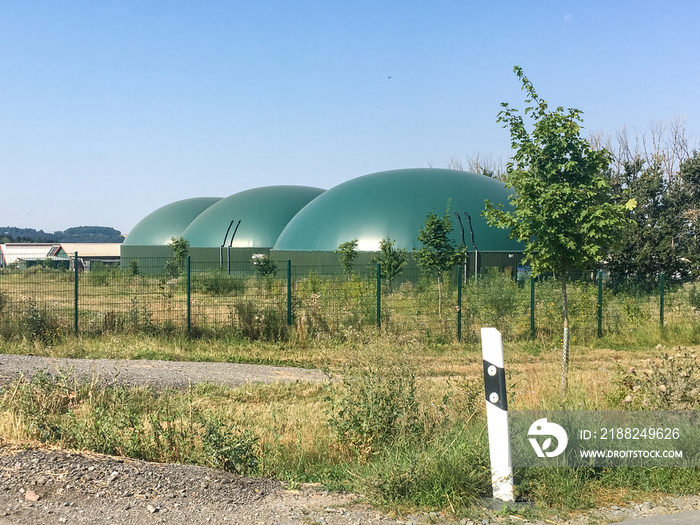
0,354,328,390
1,354,700,525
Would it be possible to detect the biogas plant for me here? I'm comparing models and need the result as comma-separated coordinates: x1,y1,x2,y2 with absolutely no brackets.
121,168,525,274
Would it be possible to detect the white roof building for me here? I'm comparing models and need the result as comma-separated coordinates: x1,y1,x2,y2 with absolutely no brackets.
0,243,63,266
0,243,121,268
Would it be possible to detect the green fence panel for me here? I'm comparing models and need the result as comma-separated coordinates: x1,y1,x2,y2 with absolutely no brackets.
1,254,697,345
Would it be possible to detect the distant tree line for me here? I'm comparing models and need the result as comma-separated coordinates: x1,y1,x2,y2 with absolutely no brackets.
594,120,700,285
0,226,124,244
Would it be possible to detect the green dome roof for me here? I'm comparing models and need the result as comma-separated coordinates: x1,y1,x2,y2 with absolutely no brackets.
273,168,522,252
123,197,222,246
182,186,325,248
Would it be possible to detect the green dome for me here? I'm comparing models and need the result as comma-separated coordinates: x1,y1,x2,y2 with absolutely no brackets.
273,168,522,252
123,197,222,246
182,186,325,248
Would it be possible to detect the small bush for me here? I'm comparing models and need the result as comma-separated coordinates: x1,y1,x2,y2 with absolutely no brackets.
20,298,62,344
193,271,246,296
233,301,287,342
202,418,260,475
252,254,277,278
326,361,421,459
126,297,155,334
465,269,525,336
88,262,112,286
0,291,7,314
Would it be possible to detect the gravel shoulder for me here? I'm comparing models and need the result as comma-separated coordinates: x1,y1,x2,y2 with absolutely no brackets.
0,443,402,525
2,353,700,525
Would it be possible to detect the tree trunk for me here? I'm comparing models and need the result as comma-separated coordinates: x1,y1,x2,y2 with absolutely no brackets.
561,272,570,394
438,276,442,317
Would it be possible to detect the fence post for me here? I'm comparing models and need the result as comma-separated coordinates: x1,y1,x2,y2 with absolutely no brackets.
457,265,462,342
186,256,191,336
74,252,79,336
530,277,535,340
287,260,292,326
659,272,665,329
597,270,603,338
376,263,381,330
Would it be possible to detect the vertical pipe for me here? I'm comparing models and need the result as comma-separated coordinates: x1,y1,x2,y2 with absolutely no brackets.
74,252,79,336
186,256,191,336
455,212,467,283
376,263,381,330
465,212,478,280
287,260,292,326
221,219,235,271
659,272,665,329
530,276,535,340
457,265,462,342
597,270,603,338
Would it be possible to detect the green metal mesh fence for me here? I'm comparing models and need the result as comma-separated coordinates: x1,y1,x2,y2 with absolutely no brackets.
1,253,698,344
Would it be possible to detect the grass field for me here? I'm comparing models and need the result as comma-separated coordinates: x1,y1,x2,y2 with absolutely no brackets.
1,266,700,520
2,331,700,519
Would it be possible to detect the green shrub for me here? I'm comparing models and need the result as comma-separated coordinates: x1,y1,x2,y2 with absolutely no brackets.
465,269,525,337
202,418,260,475
233,301,287,342
193,271,246,296
252,254,277,278
126,297,155,334
326,361,421,459
20,298,62,344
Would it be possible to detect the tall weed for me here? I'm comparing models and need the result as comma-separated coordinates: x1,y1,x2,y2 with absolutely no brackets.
611,348,700,409
193,271,246,296
326,361,421,459
20,298,62,344
233,301,288,341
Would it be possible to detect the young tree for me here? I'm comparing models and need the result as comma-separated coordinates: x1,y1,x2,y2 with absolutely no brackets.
416,206,464,315
335,239,359,278
483,66,631,393
128,259,140,277
371,237,408,292
164,236,190,278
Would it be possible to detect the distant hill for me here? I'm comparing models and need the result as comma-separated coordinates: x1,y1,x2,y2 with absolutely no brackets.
1,226,124,244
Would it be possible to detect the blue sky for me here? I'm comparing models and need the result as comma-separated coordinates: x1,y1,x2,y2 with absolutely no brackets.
2,1,699,234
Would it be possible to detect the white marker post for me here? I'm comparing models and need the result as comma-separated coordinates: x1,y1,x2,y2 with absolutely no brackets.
481,327,515,502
